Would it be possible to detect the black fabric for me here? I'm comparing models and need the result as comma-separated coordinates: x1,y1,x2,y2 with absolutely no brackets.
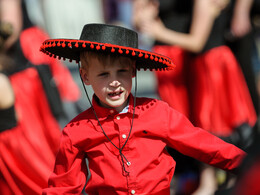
201,6,230,53
6,35,65,120
167,147,200,174
80,24,138,48
41,23,174,71
0,105,17,132
225,0,259,115
6,40,30,76
220,123,256,151
35,65,65,119
2,1,66,124
252,0,260,15
156,0,229,53
156,0,192,45
215,123,260,194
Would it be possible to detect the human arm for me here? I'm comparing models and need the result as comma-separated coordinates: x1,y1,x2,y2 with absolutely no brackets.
137,0,228,53
0,72,15,109
165,105,246,173
132,0,159,31
42,129,88,195
0,0,22,51
230,0,253,38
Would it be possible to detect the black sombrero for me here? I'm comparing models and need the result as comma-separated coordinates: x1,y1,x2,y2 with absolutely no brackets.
40,23,175,71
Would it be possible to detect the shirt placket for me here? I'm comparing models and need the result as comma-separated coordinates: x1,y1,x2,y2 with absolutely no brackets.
113,113,137,194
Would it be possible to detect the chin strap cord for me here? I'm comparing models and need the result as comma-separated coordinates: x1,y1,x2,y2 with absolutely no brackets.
78,62,137,175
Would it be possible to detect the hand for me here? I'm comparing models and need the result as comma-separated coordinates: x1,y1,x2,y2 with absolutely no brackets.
230,11,252,38
230,0,253,38
132,0,159,30
210,0,230,17
211,0,230,10
139,18,166,41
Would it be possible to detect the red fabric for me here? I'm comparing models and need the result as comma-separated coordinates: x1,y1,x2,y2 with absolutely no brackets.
20,27,81,101
153,46,191,118
40,39,175,71
0,68,61,195
190,46,257,135
153,45,257,136
43,94,246,195
233,159,260,195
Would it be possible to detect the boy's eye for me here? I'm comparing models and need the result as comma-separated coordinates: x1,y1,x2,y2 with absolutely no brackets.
98,72,108,77
118,69,128,73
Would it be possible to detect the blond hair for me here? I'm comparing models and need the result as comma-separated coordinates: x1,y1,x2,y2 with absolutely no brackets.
80,51,135,70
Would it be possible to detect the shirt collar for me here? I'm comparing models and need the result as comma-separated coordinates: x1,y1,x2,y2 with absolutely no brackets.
91,93,139,120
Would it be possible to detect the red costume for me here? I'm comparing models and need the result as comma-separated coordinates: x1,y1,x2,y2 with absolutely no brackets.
40,23,246,195
0,25,80,195
43,95,245,194
20,26,81,102
153,0,257,136
0,68,61,195
189,46,256,135
154,45,257,136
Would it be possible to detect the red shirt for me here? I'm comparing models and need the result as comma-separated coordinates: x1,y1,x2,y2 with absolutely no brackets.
43,94,246,195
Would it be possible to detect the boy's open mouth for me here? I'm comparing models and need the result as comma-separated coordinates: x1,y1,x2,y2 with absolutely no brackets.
108,91,123,97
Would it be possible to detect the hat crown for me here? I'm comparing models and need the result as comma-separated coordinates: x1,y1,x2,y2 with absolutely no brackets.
80,23,138,48
40,23,175,70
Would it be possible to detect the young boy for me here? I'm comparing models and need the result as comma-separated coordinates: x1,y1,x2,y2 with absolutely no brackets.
41,23,246,195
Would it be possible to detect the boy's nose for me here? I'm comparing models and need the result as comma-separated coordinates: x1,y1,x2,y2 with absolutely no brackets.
109,80,120,87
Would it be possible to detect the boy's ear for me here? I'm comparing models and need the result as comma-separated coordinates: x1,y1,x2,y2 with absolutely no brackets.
80,68,90,85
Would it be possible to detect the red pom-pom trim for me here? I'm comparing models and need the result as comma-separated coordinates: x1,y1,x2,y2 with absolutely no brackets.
40,39,175,71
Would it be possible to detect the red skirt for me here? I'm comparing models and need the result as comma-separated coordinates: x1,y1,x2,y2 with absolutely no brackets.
190,46,256,135
153,45,257,136
20,26,81,102
0,68,61,195
153,46,191,118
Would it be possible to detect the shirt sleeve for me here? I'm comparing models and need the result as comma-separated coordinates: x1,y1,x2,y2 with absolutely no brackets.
42,128,88,194
164,104,246,172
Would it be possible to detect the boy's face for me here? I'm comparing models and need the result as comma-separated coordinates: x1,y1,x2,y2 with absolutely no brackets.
80,54,135,112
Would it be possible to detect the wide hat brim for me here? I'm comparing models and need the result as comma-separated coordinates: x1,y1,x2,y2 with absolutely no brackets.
40,23,175,71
